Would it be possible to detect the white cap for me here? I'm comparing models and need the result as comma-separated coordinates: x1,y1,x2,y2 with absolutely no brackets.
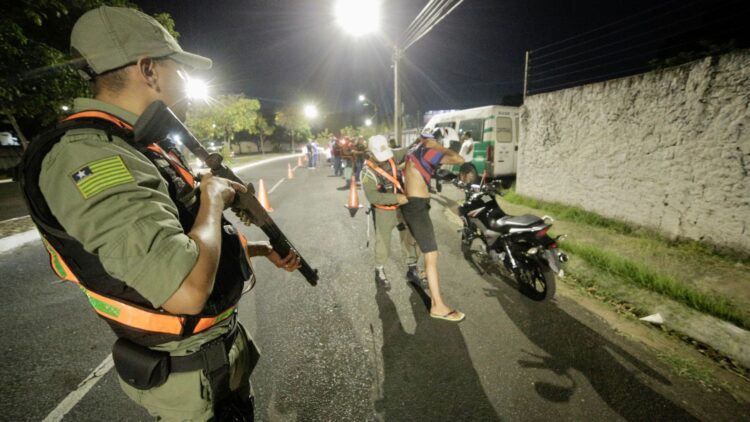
367,135,393,162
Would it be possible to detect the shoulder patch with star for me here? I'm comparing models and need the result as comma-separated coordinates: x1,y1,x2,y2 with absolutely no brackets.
71,155,135,199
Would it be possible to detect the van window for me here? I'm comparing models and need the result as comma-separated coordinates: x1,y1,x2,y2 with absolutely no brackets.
436,121,455,129
458,119,483,140
496,117,512,143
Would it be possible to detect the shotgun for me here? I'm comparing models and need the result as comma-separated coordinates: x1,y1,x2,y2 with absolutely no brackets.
134,100,318,286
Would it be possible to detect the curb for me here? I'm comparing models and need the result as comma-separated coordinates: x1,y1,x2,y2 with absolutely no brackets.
0,229,40,254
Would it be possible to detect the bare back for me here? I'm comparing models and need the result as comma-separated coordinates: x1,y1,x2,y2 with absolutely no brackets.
404,160,430,198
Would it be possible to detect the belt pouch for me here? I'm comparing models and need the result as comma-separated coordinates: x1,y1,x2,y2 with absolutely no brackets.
112,338,170,390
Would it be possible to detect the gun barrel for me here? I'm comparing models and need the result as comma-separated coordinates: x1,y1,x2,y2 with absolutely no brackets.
134,100,318,286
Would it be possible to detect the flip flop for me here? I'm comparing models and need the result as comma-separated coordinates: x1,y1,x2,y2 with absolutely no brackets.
430,310,465,322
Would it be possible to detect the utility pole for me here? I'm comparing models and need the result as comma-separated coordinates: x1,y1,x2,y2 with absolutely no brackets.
523,50,530,103
393,47,402,147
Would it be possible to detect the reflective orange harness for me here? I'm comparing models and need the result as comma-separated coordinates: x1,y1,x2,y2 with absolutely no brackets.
365,159,403,210
41,111,235,335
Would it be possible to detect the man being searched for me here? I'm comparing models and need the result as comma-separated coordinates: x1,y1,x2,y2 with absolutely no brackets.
361,135,425,289
458,130,476,163
20,6,300,420
401,131,465,322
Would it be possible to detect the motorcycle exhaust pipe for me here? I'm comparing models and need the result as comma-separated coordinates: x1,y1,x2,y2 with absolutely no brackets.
559,252,569,263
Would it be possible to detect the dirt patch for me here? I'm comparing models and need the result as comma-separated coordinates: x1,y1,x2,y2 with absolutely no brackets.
0,216,36,238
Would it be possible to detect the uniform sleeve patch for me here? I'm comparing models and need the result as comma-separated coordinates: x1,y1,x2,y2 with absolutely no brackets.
71,155,135,199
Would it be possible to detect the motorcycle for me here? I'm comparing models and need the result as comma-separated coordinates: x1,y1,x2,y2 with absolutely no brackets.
441,171,567,301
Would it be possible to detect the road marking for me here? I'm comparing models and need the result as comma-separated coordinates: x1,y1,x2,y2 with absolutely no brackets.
268,178,285,194
43,354,114,422
232,153,303,172
0,215,30,224
0,179,15,184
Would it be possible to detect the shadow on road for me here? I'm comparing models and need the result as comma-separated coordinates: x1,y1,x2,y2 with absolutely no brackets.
469,253,697,421
374,283,501,421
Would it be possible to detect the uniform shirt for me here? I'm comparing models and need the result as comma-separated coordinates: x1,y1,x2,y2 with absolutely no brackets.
39,98,199,309
459,138,475,162
362,148,407,207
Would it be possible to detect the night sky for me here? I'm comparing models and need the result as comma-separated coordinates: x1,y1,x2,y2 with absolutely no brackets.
134,0,748,126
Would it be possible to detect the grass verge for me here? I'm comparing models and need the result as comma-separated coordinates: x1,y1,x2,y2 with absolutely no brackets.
560,238,750,331
503,190,750,264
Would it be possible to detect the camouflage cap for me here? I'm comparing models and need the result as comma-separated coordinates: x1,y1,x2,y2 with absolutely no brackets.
71,6,211,77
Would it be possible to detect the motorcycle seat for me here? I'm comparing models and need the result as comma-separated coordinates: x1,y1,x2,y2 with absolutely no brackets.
493,214,544,230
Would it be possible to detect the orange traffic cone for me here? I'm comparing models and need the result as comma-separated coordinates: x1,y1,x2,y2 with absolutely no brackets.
297,156,303,167
257,178,273,212
344,176,363,217
287,163,294,180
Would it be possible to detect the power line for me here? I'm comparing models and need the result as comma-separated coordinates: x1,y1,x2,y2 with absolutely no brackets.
401,0,442,46
401,0,452,49
403,0,464,52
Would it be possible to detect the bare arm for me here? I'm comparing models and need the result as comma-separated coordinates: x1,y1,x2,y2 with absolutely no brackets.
161,175,245,315
424,139,464,165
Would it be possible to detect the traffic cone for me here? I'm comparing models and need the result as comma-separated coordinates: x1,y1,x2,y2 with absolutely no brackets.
297,156,303,167
344,176,363,217
257,178,273,212
287,163,294,180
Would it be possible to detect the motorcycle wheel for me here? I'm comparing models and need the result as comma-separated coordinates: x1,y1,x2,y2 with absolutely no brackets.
516,259,556,301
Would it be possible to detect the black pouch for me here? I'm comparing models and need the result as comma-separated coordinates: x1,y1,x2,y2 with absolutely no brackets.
112,338,170,390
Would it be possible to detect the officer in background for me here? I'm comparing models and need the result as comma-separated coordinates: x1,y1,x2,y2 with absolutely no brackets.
21,6,299,420
361,135,425,289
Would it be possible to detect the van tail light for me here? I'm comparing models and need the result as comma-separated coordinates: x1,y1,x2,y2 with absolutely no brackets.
487,145,494,162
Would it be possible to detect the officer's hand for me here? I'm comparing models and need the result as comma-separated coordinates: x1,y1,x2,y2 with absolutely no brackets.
396,194,409,205
267,249,302,272
201,173,246,208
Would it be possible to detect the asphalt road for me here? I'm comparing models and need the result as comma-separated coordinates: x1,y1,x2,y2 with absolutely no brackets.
1,158,747,421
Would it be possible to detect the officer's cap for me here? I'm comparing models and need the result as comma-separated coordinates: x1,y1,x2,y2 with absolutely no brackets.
71,6,212,78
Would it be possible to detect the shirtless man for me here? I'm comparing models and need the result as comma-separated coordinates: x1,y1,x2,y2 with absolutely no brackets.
401,131,465,322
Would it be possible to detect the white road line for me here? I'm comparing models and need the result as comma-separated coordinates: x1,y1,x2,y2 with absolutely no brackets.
42,354,114,422
268,178,285,194
0,215,30,224
232,153,302,172
0,179,15,184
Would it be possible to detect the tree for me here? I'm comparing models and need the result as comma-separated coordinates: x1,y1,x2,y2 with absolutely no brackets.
0,1,178,148
186,94,261,160
274,109,311,152
255,116,275,155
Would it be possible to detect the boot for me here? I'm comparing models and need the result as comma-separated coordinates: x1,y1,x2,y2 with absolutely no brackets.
375,268,390,290
406,265,428,289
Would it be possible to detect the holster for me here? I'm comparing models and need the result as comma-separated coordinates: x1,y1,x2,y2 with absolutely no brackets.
112,337,170,390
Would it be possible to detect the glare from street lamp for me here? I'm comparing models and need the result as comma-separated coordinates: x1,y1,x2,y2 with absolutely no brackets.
364,118,373,127
358,94,366,102
334,0,380,36
185,76,209,101
61,105,70,111
304,104,319,119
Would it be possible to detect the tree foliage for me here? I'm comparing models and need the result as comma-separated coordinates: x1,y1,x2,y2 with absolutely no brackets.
274,108,311,151
0,1,178,146
186,95,261,150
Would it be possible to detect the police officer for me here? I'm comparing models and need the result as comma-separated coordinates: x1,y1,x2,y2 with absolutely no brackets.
361,135,425,288
21,6,299,420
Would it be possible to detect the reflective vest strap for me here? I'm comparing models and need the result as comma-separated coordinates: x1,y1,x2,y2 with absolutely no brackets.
41,237,80,283
364,159,403,193
64,111,133,130
406,155,432,184
78,285,237,336
194,307,237,333
374,204,398,210
79,287,185,335
147,144,196,188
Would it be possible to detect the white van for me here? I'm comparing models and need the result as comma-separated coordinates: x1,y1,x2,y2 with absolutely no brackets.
422,105,520,184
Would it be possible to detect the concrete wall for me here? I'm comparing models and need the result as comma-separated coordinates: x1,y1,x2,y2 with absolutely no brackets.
518,51,750,252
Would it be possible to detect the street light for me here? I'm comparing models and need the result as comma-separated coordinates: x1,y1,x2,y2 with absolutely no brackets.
334,0,380,36
358,94,366,102
61,105,70,112
364,118,373,127
184,75,209,101
303,104,319,119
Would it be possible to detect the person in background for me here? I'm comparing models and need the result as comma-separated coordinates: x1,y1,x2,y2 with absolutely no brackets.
332,136,343,177
361,135,423,289
353,136,367,185
458,130,475,163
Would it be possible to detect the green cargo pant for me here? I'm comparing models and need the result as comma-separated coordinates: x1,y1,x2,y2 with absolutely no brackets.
119,322,256,421
373,208,419,267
